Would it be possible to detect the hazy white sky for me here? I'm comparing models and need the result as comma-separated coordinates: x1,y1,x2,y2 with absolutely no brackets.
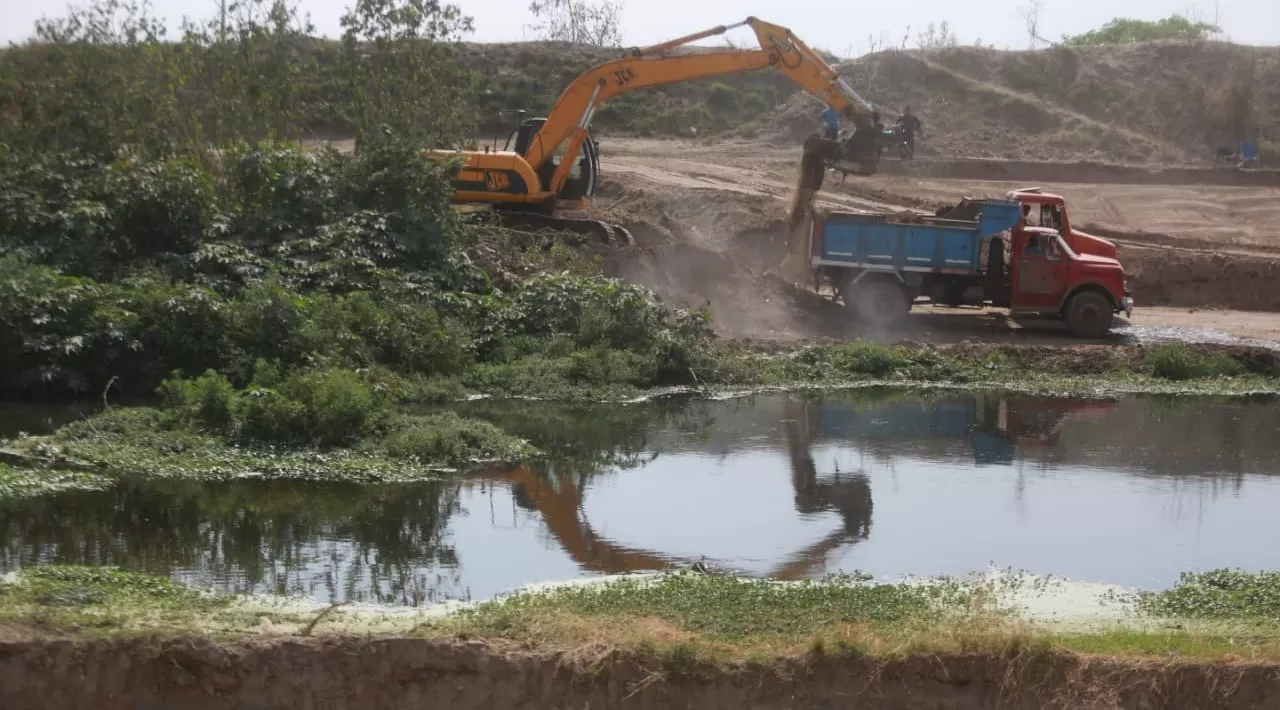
2,0,1276,50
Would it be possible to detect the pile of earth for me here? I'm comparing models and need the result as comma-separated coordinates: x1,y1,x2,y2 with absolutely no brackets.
768,41,1280,165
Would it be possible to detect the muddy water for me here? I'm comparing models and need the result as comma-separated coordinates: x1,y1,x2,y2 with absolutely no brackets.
3,391,1280,605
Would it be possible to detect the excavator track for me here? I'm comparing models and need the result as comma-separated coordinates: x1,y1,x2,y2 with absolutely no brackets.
495,210,635,246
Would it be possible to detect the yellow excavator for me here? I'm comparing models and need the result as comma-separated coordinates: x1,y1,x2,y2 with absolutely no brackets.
427,16,881,243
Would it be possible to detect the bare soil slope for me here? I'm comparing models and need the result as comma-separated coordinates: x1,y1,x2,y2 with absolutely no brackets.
3,634,1279,710
770,42,1280,164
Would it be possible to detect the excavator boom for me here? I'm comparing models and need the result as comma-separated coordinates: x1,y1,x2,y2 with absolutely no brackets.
429,16,881,243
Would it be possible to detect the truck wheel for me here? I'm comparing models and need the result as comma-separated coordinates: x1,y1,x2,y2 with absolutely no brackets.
1065,290,1114,338
845,277,910,327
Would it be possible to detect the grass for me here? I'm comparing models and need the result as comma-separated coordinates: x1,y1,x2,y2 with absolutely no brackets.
442,572,972,644
705,340,1280,397
0,566,231,634
423,570,1280,663
5,566,1280,666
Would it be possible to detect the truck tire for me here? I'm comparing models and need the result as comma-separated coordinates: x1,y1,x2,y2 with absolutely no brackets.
1064,290,1114,338
844,276,910,327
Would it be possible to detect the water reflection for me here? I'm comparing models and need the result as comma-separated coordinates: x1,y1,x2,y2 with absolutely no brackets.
0,481,462,604
2,391,1280,603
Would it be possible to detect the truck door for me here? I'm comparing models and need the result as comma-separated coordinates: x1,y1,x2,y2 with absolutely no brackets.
1012,233,1068,311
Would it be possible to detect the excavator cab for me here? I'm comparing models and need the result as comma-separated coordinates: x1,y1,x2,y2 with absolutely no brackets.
505,117,601,202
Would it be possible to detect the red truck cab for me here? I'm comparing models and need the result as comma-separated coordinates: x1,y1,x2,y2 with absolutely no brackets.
1007,187,1117,259
1001,188,1132,337
1008,225,1132,337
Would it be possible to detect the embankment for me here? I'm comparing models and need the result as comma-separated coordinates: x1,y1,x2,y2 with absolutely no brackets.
2,635,1278,709
875,158,1280,188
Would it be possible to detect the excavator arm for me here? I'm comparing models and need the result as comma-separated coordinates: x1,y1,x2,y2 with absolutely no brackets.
434,16,880,244
526,17,877,194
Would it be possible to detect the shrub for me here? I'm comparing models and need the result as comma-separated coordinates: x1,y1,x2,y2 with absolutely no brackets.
158,366,392,447
379,412,533,465
1146,343,1245,381
158,369,239,434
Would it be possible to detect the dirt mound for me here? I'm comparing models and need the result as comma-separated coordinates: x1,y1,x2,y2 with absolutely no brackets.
872,158,1280,187
1120,245,1280,312
770,42,1280,165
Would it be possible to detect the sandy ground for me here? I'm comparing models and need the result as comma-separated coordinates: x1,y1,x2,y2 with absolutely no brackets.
588,136,1280,345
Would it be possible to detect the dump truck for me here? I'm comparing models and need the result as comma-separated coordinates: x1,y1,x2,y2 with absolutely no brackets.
807,194,1132,338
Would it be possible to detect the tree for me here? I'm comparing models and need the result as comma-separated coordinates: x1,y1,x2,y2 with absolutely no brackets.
1063,15,1221,45
916,21,958,50
1017,0,1046,49
339,0,476,147
527,0,624,47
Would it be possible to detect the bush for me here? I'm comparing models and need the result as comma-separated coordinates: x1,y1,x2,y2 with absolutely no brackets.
159,366,392,446
379,412,533,465
0,139,711,401
158,369,238,434
1146,343,1245,381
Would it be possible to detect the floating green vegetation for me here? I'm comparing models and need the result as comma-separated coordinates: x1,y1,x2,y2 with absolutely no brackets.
0,462,115,500
48,411,531,484
1138,569,1280,620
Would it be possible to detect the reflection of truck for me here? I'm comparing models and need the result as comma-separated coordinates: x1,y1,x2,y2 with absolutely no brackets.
808,191,1133,338
812,394,1118,466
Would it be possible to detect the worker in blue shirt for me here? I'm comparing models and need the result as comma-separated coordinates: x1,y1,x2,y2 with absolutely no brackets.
820,105,840,140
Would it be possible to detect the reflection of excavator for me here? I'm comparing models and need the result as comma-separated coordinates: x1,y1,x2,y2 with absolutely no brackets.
462,401,875,580
428,17,879,243
778,397,874,578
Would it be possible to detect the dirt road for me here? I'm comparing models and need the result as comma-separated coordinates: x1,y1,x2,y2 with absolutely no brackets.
591,136,1280,345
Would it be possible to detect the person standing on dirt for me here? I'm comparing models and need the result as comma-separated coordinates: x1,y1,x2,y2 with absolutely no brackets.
897,106,924,159
820,104,840,141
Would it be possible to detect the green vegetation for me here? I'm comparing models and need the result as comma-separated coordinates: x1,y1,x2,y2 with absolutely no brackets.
3,0,1280,494
0,566,230,633
5,564,1280,665
1063,15,1221,46
2,336,1277,492
423,571,1280,663
0,138,713,406
445,572,970,645
0,0,787,145
0,565,221,609
1144,342,1246,381
20,403,533,481
1139,570,1280,620
0,462,114,500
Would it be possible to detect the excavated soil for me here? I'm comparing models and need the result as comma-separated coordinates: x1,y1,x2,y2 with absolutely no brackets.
2,634,1280,710
588,137,1280,342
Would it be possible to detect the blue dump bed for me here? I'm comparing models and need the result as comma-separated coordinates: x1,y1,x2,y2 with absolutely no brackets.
812,199,1022,273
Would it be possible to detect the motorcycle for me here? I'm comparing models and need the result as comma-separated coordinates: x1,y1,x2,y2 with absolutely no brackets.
879,123,913,161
